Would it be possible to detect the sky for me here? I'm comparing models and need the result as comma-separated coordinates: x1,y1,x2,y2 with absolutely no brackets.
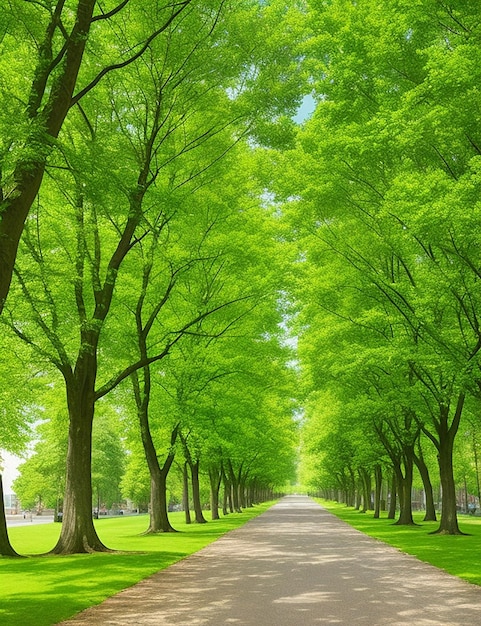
1,451,21,494
294,94,316,124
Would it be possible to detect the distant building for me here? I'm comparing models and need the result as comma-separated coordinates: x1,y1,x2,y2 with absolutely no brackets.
4,493,19,515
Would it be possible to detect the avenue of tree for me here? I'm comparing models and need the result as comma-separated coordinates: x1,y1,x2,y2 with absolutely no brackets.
0,0,303,556
0,0,480,559
273,0,480,535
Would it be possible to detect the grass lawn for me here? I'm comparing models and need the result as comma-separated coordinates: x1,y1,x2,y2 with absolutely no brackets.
319,499,481,587
1,503,274,626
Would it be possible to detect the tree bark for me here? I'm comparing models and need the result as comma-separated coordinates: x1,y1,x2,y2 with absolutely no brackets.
359,468,371,513
221,462,233,514
132,371,177,533
147,460,176,533
429,394,465,535
52,359,109,554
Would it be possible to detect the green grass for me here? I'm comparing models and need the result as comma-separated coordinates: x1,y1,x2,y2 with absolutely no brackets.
319,499,481,586
1,504,274,626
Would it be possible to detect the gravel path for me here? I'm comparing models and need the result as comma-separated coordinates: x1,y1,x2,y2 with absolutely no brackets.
58,495,481,625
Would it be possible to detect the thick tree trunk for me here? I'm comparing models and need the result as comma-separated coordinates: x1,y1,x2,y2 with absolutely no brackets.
431,396,465,535
146,459,176,533
190,460,207,524
0,474,21,557
52,370,109,554
435,443,462,533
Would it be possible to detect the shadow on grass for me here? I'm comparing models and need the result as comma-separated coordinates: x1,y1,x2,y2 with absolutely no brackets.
1,505,275,626
1,550,186,626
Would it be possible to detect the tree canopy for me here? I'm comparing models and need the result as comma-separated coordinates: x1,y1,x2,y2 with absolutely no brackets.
1,0,480,558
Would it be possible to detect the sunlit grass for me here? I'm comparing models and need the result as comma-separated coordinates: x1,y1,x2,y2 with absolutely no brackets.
319,499,481,586
1,503,274,626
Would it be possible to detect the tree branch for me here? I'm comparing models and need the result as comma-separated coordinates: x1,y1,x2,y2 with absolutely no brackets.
70,1,193,107
95,294,254,399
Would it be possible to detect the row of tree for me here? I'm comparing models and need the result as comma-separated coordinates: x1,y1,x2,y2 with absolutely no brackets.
0,1,304,556
271,0,481,534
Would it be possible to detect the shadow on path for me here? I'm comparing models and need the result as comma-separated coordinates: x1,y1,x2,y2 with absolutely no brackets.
58,496,481,625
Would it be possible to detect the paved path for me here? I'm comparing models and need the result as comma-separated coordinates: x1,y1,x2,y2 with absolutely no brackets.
59,495,481,625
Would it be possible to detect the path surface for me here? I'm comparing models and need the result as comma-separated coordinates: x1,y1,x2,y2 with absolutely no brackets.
59,496,481,625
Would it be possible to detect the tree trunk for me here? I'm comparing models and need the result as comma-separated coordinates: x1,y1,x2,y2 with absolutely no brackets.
183,462,191,524
222,484,229,516
393,452,415,526
221,461,233,513
472,430,481,504
238,466,247,509
359,468,371,513
146,458,176,533
354,484,362,511
245,483,252,508
228,460,242,513
132,372,177,533
413,446,437,522
388,471,397,519
209,466,221,520
0,474,21,557
373,465,382,519
347,467,356,507
436,441,462,533
52,368,109,554
431,395,465,535
190,460,207,524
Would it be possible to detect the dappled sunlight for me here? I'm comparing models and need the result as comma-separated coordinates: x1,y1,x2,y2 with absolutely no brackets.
57,496,481,625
